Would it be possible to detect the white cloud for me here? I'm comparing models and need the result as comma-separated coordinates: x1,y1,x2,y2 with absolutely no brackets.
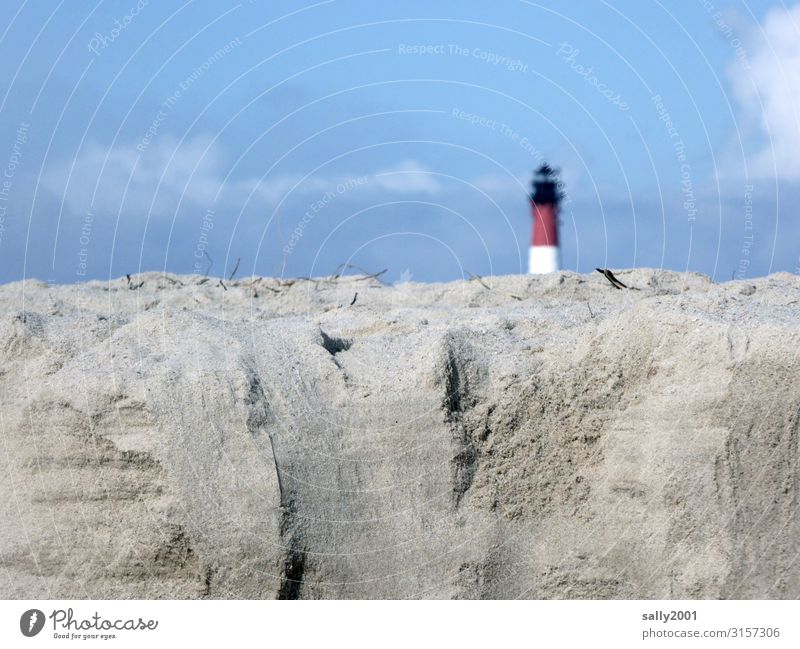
42,134,224,216
371,159,442,194
228,174,332,205
43,137,444,217
729,4,800,180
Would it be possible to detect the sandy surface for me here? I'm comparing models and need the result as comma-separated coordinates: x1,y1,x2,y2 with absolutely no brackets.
1,269,798,599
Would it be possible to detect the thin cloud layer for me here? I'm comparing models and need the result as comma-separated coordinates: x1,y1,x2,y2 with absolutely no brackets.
729,4,800,180
42,135,223,217
43,136,442,217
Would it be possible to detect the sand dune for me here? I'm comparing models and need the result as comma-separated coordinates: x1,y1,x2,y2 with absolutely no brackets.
1,269,798,598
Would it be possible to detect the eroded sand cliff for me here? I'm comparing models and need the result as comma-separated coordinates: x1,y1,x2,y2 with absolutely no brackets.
1,270,798,598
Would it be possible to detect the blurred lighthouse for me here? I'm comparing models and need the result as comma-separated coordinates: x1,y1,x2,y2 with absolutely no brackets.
528,163,561,274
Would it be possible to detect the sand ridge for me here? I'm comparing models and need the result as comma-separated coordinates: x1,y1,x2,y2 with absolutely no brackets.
1,269,798,598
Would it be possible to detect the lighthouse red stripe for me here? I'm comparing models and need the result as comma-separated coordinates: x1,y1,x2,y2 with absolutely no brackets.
532,203,558,247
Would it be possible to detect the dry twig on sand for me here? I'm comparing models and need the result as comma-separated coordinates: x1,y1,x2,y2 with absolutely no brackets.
467,271,523,301
329,263,387,284
595,268,639,290
229,258,240,281
467,271,491,291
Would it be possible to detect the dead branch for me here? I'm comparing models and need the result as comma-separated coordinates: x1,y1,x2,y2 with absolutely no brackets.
229,257,240,281
330,263,387,284
355,269,387,282
467,270,522,300
467,271,491,290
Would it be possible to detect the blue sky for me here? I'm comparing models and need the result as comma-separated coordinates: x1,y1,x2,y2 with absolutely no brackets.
0,0,798,284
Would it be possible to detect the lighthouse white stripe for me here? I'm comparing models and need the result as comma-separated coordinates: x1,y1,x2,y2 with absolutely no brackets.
528,245,559,274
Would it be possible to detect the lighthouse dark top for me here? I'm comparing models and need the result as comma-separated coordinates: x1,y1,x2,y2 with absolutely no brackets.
528,163,561,273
